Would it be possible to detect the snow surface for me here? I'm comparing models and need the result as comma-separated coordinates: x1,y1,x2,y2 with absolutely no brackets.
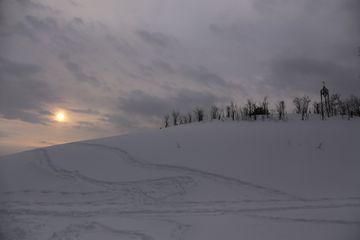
1,119,360,239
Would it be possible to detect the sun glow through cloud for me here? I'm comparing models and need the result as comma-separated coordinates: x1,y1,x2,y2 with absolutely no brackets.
54,111,66,122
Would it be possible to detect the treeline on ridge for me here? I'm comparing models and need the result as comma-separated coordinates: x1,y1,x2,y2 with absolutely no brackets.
162,94,360,128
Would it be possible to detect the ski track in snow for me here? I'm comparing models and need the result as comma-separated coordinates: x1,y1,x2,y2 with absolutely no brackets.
247,213,360,226
48,221,155,240
74,142,301,200
1,142,360,240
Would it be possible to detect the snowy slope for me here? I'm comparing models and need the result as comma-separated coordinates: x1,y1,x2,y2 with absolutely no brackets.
1,119,360,240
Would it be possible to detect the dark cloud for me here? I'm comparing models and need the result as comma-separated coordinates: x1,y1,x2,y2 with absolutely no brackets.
118,90,171,117
4,14,62,45
103,89,228,131
106,34,137,57
136,30,177,48
12,0,53,12
343,0,360,16
252,0,291,13
58,53,70,60
2,8,60,40
264,57,359,95
151,60,175,74
38,109,53,116
181,66,228,87
25,15,58,32
100,113,139,130
135,63,155,79
67,108,101,115
0,56,41,76
72,17,84,25
73,121,99,131
12,22,39,41
0,57,60,124
68,0,79,7
2,112,44,124
173,89,229,109
181,65,243,91
342,0,360,34
208,0,360,98
118,89,230,119
65,61,99,85
208,24,222,35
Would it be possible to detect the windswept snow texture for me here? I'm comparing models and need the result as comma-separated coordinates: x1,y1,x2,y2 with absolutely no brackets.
1,120,360,239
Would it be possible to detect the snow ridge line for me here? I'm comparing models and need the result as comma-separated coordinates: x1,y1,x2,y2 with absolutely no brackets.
74,142,303,200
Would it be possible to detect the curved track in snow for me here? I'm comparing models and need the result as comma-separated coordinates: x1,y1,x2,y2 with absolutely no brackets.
1,141,360,240
72,142,302,200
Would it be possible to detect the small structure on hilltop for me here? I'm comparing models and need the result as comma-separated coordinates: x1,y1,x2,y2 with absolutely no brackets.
320,82,330,120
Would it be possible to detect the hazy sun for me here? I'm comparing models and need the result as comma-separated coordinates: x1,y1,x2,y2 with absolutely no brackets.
54,111,66,122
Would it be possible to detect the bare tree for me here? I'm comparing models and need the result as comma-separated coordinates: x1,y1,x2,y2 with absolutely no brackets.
261,96,270,118
246,99,257,120
241,100,255,120
194,107,204,122
218,108,223,120
313,102,320,114
235,105,241,120
225,105,231,118
345,99,352,120
294,96,311,120
330,93,341,116
163,114,170,128
276,101,286,120
230,101,237,120
344,95,360,119
349,95,360,117
210,105,219,120
293,97,301,114
339,100,347,119
187,112,192,123
171,110,180,126
240,105,248,120
182,115,188,124
302,96,311,120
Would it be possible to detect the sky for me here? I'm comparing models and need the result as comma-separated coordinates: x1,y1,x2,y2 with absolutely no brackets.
0,0,359,155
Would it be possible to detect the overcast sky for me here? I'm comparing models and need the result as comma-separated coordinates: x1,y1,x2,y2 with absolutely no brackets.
0,0,359,155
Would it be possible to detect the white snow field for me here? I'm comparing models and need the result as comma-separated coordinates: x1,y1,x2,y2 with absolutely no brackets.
1,118,360,239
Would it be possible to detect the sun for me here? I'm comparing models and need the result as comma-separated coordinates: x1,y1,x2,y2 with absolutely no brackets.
54,111,66,122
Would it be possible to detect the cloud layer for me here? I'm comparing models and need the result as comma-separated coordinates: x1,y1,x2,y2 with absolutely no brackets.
0,0,359,154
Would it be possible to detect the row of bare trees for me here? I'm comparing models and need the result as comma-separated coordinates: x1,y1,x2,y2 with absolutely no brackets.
286,93,360,121
294,94,360,120
162,94,360,128
312,94,360,120
163,107,205,128
163,97,287,128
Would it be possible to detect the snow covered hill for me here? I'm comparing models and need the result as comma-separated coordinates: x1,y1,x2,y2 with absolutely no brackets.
1,119,360,240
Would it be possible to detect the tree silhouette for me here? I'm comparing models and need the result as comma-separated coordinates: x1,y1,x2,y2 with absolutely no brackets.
172,110,180,126
194,107,204,122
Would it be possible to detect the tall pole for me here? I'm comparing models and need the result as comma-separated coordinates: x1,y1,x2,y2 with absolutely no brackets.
320,90,324,120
